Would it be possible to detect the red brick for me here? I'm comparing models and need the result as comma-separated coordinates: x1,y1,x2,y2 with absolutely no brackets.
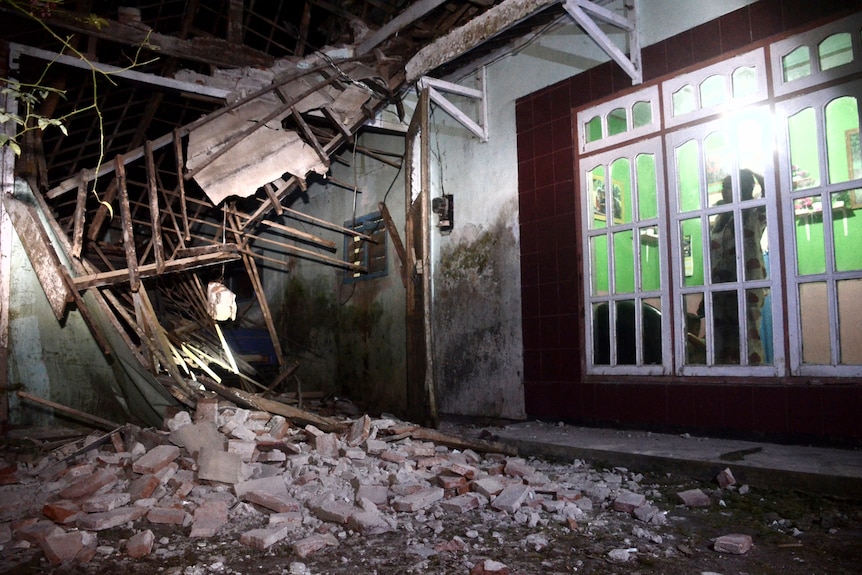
40,530,97,565
58,469,117,499
132,445,180,475
42,501,81,525
126,529,154,558
147,506,186,525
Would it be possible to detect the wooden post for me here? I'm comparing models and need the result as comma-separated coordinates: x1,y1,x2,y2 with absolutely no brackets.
116,155,140,292
173,128,191,242
71,169,88,258
145,140,165,273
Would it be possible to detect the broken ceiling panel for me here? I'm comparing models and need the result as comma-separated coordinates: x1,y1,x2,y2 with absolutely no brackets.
186,100,328,205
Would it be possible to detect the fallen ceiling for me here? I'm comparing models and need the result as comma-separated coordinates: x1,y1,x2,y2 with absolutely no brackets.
0,0,621,425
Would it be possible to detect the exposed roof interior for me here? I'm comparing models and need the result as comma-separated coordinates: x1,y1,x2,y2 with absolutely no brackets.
0,0,617,422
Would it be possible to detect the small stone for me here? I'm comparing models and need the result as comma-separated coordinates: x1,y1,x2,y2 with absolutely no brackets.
677,488,711,507
716,467,736,489
608,548,636,562
470,559,509,574
126,529,154,558
714,533,753,554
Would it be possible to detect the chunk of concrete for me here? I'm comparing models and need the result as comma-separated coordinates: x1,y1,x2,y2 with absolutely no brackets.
197,447,244,485
714,533,753,554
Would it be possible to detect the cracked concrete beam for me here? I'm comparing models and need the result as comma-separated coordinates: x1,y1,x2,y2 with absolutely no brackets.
405,0,560,83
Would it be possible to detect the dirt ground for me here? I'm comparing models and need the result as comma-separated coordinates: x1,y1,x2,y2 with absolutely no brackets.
2,422,861,575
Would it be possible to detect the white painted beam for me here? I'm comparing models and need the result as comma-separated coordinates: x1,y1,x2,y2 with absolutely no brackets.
9,44,231,100
563,0,642,84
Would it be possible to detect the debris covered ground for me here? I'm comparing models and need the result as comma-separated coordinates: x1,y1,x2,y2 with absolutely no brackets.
1,399,861,575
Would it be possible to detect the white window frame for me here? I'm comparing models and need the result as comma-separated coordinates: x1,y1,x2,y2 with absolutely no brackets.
770,11,862,98
665,107,785,376
581,136,670,375
576,84,660,155
661,49,768,130
775,78,862,377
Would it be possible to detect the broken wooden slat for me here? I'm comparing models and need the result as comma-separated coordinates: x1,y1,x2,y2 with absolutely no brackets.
263,360,301,398
295,2,312,57
402,426,517,456
71,248,241,290
17,391,121,431
262,183,283,216
289,106,330,167
228,212,285,368
378,201,408,287
1,195,72,321
85,178,118,242
145,140,166,273
115,155,140,292
259,219,336,251
173,128,191,242
71,169,88,258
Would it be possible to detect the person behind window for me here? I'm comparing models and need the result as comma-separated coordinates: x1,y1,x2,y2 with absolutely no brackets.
706,169,767,364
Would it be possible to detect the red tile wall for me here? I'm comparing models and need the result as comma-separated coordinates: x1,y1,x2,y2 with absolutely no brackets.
517,0,862,446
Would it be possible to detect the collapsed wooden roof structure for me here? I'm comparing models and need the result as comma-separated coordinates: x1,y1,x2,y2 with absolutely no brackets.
1,0,623,426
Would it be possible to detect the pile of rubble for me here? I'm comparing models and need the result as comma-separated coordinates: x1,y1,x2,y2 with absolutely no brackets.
0,397,750,573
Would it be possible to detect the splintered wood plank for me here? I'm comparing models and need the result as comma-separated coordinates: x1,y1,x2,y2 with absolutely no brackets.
259,219,336,251
290,106,330,167
295,2,312,57
173,128,191,242
145,140,165,273
262,183,283,216
71,169,88,258
71,248,241,290
116,155,140,292
1,195,71,321
86,178,118,241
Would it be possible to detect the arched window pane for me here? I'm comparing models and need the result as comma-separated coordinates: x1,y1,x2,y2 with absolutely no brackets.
589,165,608,230
608,108,628,136
633,101,652,128
609,157,631,224
585,116,602,143
700,75,726,108
636,154,658,220
704,131,731,207
732,66,758,99
672,84,697,116
818,32,853,71
782,45,811,82
825,96,860,184
676,139,701,212
788,108,821,190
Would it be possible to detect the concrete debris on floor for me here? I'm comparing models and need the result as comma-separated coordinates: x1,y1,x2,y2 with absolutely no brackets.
0,398,777,574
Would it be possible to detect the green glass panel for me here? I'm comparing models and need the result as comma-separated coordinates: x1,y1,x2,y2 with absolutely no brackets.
833,190,862,272
680,217,704,287
708,211,737,283
593,302,610,365
639,226,661,291
613,230,635,294
704,131,732,207
825,96,860,185
632,101,652,128
712,290,741,365
794,195,826,275
818,32,853,71
742,206,768,281
608,108,627,136
788,108,821,190
683,293,706,365
591,235,609,294
782,45,811,82
746,287,771,365
672,84,697,116
676,139,701,212
636,154,658,220
838,279,862,364
700,75,726,108
585,116,602,143
589,165,607,230
799,282,831,364
731,66,758,99
609,157,631,224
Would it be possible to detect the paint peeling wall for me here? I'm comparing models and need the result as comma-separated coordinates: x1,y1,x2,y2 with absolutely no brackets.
265,130,408,416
